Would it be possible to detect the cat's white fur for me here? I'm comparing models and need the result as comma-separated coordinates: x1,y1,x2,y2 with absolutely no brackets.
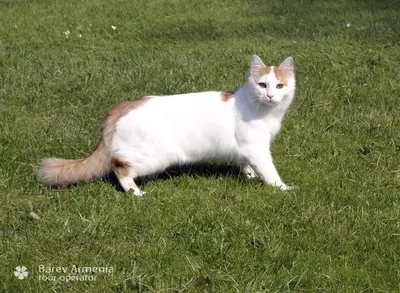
39,55,295,196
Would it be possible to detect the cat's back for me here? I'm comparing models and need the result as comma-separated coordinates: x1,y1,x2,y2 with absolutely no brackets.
118,91,235,124
147,90,233,110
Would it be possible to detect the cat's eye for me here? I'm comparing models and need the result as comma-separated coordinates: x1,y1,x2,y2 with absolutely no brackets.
276,83,284,89
258,82,267,88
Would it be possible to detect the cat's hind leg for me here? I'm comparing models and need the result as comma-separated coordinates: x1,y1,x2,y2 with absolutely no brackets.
242,164,258,179
112,157,146,196
118,176,146,196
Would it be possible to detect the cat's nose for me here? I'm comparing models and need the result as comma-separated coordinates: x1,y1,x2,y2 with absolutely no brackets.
267,95,273,100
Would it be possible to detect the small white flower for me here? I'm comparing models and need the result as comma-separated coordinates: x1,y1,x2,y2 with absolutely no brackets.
111,25,116,30
79,34,82,38
64,30,70,38
346,23,351,27
14,266,28,280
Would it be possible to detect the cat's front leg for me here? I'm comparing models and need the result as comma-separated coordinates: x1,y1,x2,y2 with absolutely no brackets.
251,158,292,191
242,146,291,191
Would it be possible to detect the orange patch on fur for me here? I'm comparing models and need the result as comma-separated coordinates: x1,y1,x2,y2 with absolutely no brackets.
101,98,149,179
221,91,235,102
103,98,150,130
101,97,150,145
111,157,131,177
273,66,290,86
253,66,272,82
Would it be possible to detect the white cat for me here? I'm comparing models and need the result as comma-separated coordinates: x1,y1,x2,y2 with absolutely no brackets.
39,55,296,196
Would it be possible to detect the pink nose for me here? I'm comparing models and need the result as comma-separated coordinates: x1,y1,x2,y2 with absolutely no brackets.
267,95,273,99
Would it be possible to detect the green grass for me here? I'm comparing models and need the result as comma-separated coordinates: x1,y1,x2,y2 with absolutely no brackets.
1,0,399,291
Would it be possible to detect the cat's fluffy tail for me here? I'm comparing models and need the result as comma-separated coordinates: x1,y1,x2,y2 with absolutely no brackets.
38,141,111,187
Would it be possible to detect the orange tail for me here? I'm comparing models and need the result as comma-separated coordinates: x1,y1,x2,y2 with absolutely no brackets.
38,142,110,187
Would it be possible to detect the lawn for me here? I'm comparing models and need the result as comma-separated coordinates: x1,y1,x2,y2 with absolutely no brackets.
0,0,399,292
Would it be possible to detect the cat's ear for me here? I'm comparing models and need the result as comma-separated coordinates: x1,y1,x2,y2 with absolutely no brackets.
250,55,266,78
279,57,294,75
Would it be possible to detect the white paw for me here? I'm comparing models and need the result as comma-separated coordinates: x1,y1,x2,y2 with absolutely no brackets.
243,165,257,179
246,172,257,179
133,190,146,196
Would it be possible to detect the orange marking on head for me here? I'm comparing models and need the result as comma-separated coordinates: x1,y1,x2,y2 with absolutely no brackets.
253,66,272,83
273,66,290,86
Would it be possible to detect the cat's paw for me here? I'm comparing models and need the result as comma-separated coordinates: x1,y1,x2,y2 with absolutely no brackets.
279,184,294,191
245,171,257,179
133,190,146,196
243,165,258,179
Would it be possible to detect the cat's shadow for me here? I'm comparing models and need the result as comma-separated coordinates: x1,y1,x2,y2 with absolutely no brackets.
107,163,243,192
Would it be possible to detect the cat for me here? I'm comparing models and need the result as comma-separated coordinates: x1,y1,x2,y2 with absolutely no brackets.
39,55,296,196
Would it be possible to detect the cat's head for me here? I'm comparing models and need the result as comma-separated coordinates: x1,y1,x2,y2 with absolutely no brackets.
248,55,295,105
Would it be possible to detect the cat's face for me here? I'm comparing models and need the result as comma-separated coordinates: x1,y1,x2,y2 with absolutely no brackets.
249,55,295,105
